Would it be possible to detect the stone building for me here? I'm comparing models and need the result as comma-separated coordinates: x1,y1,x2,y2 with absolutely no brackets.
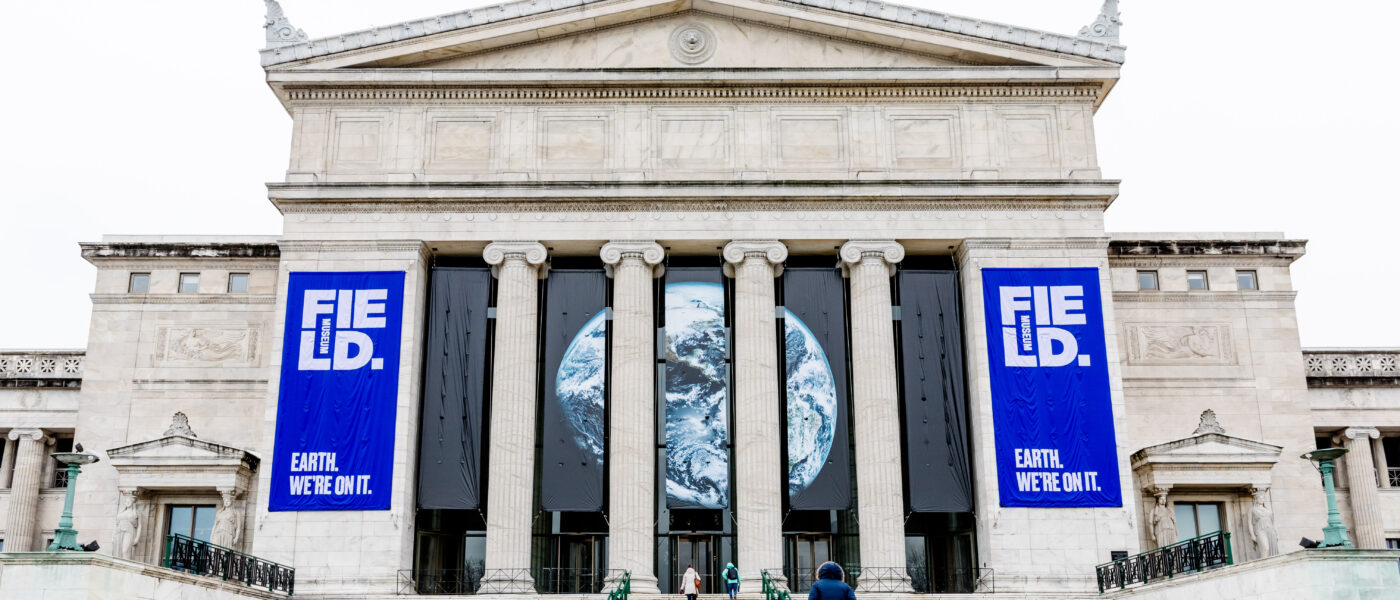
1,0,1398,598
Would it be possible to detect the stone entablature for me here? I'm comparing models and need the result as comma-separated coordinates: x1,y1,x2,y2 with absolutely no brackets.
1107,236,1307,266
1303,349,1400,387
0,351,84,389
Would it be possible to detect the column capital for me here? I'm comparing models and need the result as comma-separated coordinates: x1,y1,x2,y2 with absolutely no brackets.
839,240,905,277
600,241,665,279
483,241,548,279
722,240,787,277
7,428,46,442
1342,427,1381,441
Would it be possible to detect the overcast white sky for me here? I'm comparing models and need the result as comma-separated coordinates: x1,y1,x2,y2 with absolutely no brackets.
1,1,1396,349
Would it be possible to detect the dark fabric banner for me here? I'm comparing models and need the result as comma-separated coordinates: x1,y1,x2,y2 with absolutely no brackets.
541,269,608,511
663,267,730,509
269,271,404,511
417,267,491,510
981,268,1122,507
897,270,973,513
782,267,851,510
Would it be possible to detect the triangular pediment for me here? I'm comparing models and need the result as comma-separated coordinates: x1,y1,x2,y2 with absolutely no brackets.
107,434,259,470
262,0,1124,70
1131,433,1284,467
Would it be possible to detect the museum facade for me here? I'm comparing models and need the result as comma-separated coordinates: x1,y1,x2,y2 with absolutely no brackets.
1,0,1399,598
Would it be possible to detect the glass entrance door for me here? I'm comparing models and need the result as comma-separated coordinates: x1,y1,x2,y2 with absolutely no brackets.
547,535,606,593
786,534,832,592
674,535,717,593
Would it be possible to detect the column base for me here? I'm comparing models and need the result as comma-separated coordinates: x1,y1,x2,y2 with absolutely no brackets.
479,570,537,594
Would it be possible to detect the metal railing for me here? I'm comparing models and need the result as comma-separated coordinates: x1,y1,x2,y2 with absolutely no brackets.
1095,531,1232,593
397,568,630,595
1389,467,1400,488
162,533,295,595
761,569,792,600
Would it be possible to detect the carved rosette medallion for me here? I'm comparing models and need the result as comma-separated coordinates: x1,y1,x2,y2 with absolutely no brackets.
669,23,717,65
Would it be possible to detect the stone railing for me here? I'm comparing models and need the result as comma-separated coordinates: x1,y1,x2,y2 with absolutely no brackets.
1303,350,1399,387
0,351,85,388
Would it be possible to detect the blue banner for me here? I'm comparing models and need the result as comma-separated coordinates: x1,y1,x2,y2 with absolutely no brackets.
269,271,405,511
981,268,1121,508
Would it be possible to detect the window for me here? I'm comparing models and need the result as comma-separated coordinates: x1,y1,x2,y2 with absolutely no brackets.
1236,270,1258,290
1174,502,1224,540
178,273,200,293
167,504,217,542
228,273,250,293
1137,271,1159,291
1187,271,1209,290
50,436,73,488
129,273,150,293
1387,539,1400,550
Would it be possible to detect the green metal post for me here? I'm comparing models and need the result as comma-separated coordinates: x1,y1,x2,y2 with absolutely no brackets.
46,463,84,551
1317,459,1355,548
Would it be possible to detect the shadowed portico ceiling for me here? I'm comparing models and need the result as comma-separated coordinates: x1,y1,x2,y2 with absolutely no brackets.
260,0,1125,70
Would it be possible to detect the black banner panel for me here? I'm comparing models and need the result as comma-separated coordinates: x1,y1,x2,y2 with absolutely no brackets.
782,267,852,510
897,270,973,513
418,267,492,510
541,269,608,511
663,267,730,509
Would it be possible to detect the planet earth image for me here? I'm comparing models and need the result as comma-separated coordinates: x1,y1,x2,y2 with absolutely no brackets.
555,311,607,465
663,281,730,509
784,309,838,498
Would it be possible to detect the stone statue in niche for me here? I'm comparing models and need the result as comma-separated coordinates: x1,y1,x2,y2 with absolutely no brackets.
112,490,142,560
1248,489,1279,558
1150,490,1178,548
211,491,244,549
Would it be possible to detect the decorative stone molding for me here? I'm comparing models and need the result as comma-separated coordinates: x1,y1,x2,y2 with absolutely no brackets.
1077,0,1122,45
106,432,260,497
162,412,197,438
838,240,905,277
669,23,717,65
0,351,83,388
259,0,1126,67
281,85,1104,105
1192,410,1226,436
600,241,665,278
7,428,47,442
1125,324,1236,366
483,241,548,280
1303,350,1400,387
1107,239,1306,265
79,241,281,262
264,0,309,49
1131,433,1282,492
1341,427,1381,441
722,240,788,278
154,327,260,366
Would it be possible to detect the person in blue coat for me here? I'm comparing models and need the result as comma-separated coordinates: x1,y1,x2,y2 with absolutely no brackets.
807,562,855,600
722,562,741,599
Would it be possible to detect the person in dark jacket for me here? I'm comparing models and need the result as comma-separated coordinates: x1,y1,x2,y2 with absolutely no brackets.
807,562,855,600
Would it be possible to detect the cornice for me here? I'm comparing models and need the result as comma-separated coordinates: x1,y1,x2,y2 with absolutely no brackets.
277,240,427,256
80,242,280,262
1108,239,1306,266
85,259,280,271
960,237,1109,250
1108,256,1299,269
90,294,279,306
1111,291,1299,303
276,199,1113,216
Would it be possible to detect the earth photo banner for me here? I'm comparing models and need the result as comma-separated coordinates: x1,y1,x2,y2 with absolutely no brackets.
981,267,1121,508
783,267,851,510
541,269,608,512
417,267,491,510
664,267,730,509
269,271,405,511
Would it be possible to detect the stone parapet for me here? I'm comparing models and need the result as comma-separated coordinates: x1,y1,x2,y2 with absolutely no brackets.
0,351,84,389
1303,349,1400,387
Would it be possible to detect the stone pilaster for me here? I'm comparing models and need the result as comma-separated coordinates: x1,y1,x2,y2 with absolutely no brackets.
838,241,910,591
5,428,50,552
601,241,665,594
722,240,788,586
0,436,16,489
482,241,548,593
1373,436,1391,489
1340,427,1384,548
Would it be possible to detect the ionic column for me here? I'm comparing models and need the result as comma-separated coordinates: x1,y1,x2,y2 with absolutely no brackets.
1374,436,1391,489
601,241,665,594
0,435,17,488
839,241,910,592
482,242,548,593
5,428,51,552
723,240,788,586
1340,427,1385,548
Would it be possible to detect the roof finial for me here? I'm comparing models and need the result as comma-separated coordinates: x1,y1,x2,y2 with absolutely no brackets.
264,0,310,49
164,412,197,438
1192,409,1225,436
1077,0,1122,45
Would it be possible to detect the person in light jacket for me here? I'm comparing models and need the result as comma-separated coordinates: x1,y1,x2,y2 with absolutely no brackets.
807,562,855,600
681,564,700,600
722,562,741,599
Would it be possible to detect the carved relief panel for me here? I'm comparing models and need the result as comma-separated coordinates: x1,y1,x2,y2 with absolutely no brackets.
1125,324,1237,366
152,325,261,368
